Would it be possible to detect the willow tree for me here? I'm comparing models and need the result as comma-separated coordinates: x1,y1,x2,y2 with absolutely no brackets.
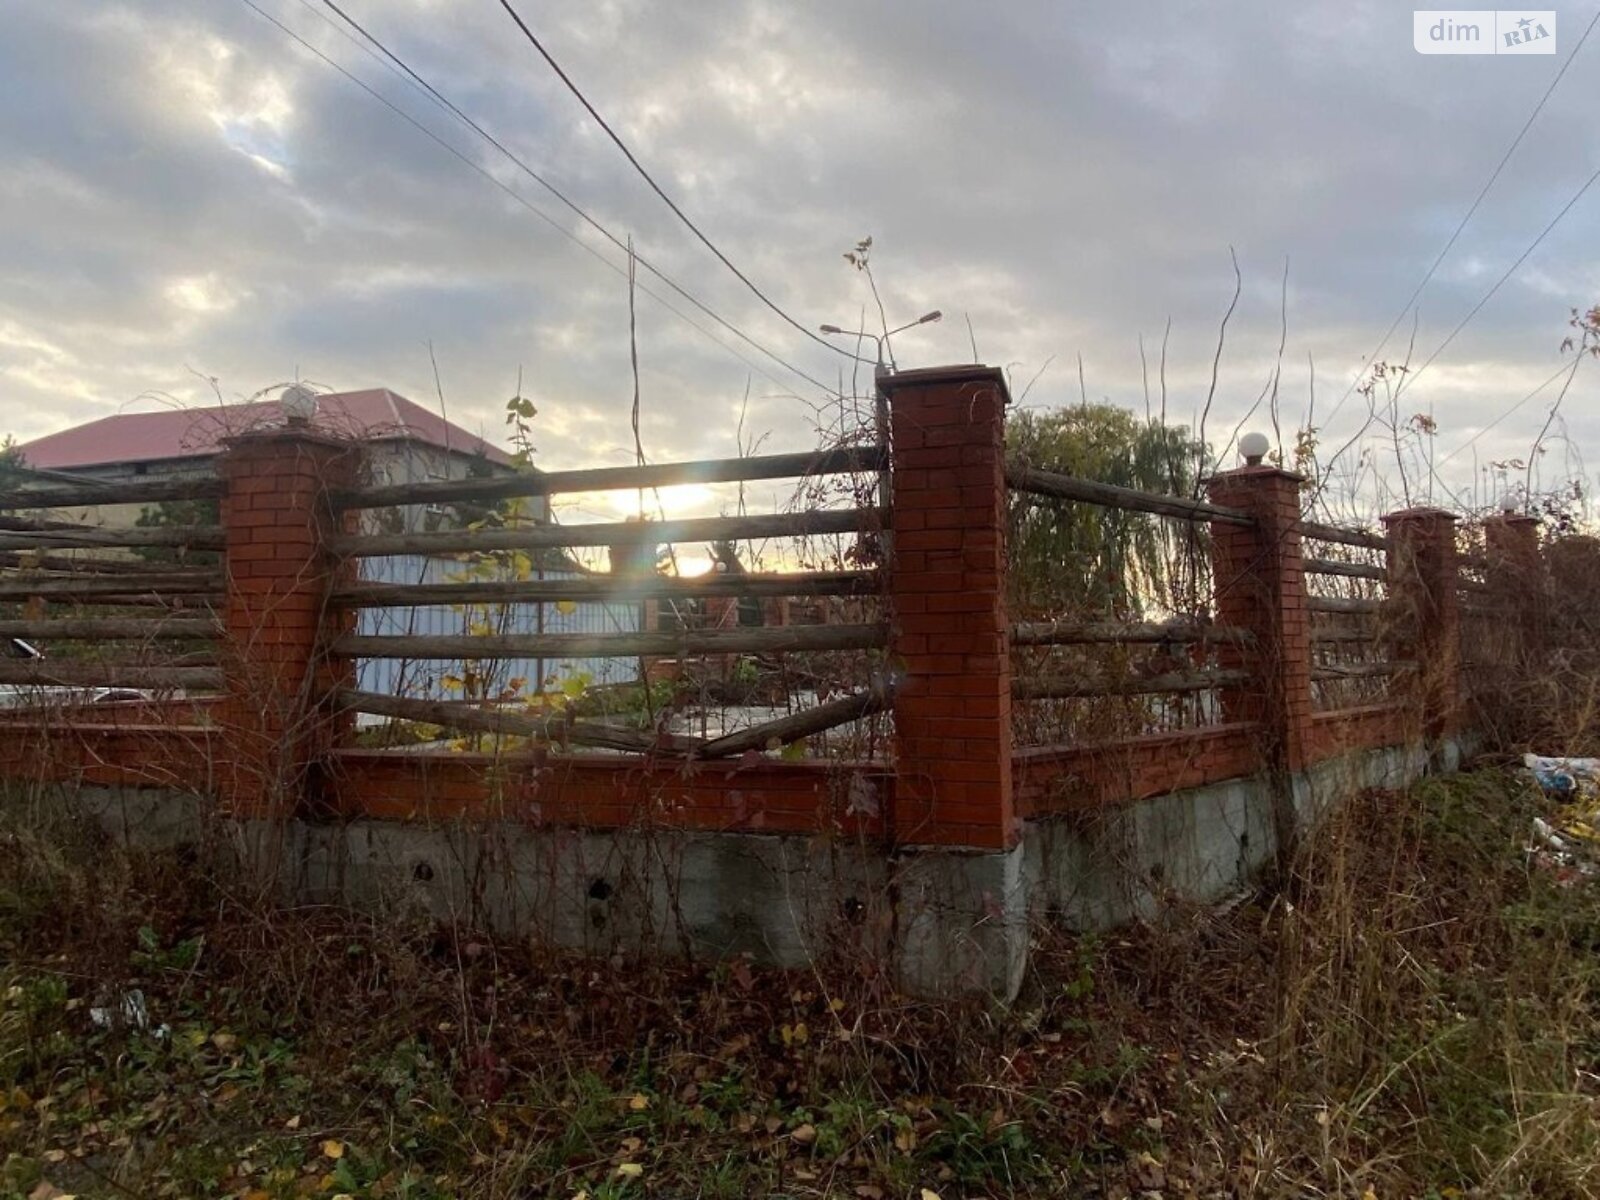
1005,405,1208,620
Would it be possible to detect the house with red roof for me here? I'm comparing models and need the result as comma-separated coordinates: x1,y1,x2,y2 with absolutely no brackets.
17,388,530,529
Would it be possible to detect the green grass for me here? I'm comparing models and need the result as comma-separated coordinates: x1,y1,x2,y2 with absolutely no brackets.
1,768,1598,1197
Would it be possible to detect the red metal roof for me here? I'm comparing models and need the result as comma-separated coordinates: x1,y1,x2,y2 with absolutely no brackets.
19,389,513,470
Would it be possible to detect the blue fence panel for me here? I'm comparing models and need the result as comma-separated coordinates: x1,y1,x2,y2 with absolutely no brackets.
355,554,641,700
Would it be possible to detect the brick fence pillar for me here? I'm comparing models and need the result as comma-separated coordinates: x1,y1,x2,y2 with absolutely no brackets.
216,426,361,820
880,365,1014,850
1205,465,1311,861
1382,508,1460,754
1483,513,1543,670
880,365,1024,1002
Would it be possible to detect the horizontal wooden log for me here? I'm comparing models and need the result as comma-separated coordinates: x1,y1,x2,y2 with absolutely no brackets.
1298,521,1387,551
0,515,101,534
0,550,207,575
1312,628,1381,644
332,569,879,608
1005,465,1253,526
0,476,225,511
698,682,894,758
334,446,888,510
0,572,223,600
1311,660,1416,681
1015,668,1251,700
1304,557,1386,581
332,623,888,660
1309,596,1383,615
0,527,224,552
0,662,222,690
332,508,883,559
0,618,220,640
1011,619,1253,647
333,689,701,755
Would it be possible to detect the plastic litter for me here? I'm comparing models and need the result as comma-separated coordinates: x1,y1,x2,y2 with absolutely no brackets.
88,988,168,1037
1522,754,1600,884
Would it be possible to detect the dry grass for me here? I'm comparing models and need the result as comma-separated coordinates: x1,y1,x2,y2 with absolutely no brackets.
1,763,1597,1199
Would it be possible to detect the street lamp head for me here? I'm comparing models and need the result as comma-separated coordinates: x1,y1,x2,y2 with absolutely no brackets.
1239,431,1271,466
281,384,319,425
819,324,843,335
917,310,942,325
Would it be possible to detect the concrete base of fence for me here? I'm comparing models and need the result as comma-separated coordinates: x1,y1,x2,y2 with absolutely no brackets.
57,736,1467,1003
1026,739,1466,930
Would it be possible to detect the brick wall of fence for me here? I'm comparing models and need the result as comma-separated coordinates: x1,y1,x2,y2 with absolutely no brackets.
0,364,1550,853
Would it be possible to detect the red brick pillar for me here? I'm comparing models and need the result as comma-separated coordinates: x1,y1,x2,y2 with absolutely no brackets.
216,427,361,818
1206,466,1312,772
1206,466,1310,863
1382,508,1460,745
881,366,1014,850
1484,513,1543,668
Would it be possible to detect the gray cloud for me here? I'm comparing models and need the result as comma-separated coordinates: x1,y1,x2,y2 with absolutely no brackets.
2,0,1597,508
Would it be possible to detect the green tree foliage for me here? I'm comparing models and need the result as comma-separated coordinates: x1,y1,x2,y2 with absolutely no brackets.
1006,405,1207,619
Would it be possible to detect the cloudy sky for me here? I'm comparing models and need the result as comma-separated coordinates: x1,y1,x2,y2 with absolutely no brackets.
2,0,1597,515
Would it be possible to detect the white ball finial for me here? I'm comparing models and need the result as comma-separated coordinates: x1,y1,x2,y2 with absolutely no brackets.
281,384,318,425
1500,490,1520,515
1239,431,1271,466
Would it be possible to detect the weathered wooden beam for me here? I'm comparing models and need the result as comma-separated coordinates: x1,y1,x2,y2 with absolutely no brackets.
697,682,894,758
331,445,887,510
331,569,880,608
0,476,225,511
1298,520,1387,552
331,508,883,559
1005,465,1253,526
1011,619,1253,647
0,618,220,640
1014,668,1251,700
0,550,206,575
0,572,223,600
1312,628,1381,644
0,662,222,689
333,689,702,755
1308,596,1383,615
332,623,888,660
1311,660,1416,681
0,527,224,552
1304,557,1386,581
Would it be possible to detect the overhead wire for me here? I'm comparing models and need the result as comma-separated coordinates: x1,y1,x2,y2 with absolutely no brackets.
238,0,823,397
309,0,837,393
493,0,865,365
1319,2,1600,431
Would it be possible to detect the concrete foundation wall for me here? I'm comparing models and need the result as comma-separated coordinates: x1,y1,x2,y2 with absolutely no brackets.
54,736,1460,1002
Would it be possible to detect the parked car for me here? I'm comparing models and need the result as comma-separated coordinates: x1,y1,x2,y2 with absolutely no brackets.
0,637,149,710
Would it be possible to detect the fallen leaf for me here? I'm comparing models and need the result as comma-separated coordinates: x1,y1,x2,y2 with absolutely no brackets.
211,1031,238,1053
855,1188,885,1200
616,1162,644,1179
628,1093,650,1111
921,1190,943,1200
285,1114,302,1130
791,1123,817,1145
321,1139,345,1160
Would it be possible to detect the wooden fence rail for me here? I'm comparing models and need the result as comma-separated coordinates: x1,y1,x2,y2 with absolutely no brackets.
1304,558,1386,581
0,573,224,600
1011,619,1254,647
1298,521,1387,551
1015,668,1250,701
0,477,226,511
1005,465,1253,526
332,569,878,608
0,662,222,689
332,623,888,660
333,446,888,510
0,618,220,640
331,508,883,559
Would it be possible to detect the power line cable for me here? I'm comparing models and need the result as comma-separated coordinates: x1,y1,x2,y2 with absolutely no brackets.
238,0,809,396
493,0,862,364
1320,1,1600,430
1397,162,1600,397
309,0,836,393
1435,356,1582,467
